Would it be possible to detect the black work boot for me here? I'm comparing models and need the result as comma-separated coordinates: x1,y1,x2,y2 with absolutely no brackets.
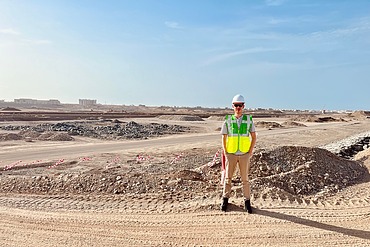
221,197,229,212
245,199,252,214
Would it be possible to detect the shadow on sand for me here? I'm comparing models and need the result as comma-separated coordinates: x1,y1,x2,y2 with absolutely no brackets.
225,204,369,240
255,208,370,240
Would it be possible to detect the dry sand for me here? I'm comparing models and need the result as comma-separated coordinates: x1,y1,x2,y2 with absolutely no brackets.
0,113,370,246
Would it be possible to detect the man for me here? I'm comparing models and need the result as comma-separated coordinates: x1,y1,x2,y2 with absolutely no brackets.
220,94,257,213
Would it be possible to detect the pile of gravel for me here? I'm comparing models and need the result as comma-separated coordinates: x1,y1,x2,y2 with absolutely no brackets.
251,146,367,196
0,121,190,140
320,131,370,159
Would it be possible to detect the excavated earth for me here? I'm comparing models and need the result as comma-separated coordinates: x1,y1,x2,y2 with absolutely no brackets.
0,146,367,201
1,114,370,247
0,122,368,211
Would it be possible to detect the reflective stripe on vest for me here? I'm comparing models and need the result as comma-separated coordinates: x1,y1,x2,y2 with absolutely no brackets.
225,114,252,153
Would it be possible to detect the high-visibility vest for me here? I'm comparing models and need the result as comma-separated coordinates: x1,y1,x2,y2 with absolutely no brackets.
225,114,253,153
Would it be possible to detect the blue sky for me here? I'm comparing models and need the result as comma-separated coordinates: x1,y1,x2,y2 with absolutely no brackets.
0,0,369,110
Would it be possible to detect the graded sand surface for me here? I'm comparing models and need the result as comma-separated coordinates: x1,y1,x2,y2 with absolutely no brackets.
0,115,370,246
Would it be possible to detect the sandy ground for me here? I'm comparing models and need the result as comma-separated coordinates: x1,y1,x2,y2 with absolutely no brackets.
0,115,370,246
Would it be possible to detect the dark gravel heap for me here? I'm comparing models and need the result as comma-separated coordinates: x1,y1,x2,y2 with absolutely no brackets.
0,120,190,140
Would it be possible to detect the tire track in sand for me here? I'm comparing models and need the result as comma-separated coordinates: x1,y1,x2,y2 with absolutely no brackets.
1,201,369,247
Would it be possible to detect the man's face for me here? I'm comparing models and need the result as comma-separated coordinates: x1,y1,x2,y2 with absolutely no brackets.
233,102,244,113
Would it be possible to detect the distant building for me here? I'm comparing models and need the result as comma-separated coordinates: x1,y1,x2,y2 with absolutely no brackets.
14,98,60,105
79,99,97,106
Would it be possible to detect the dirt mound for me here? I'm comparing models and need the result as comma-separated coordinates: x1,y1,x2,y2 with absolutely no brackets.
251,146,367,196
255,121,282,129
35,132,74,141
291,115,345,123
207,116,225,121
307,116,343,122
0,133,22,141
257,120,308,128
354,147,370,166
19,130,43,139
1,107,21,111
0,145,367,204
350,111,370,120
48,133,74,141
172,169,204,181
157,115,204,121
35,132,55,140
282,121,307,127
14,130,74,141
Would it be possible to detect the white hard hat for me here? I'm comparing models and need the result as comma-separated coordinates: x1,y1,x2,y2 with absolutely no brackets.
232,94,245,103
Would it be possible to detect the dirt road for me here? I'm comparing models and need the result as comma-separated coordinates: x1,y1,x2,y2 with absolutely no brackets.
1,118,370,246
0,133,220,164
1,205,369,246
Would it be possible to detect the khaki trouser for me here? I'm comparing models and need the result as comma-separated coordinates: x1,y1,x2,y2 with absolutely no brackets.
222,153,251,200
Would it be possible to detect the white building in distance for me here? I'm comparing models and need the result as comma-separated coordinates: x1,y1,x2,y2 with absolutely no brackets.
14,98,60,105
79,99,97,106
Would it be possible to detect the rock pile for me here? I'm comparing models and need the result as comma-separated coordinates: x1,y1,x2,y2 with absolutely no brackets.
250,146,367,197
0,120,190,141
321,131,370,159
